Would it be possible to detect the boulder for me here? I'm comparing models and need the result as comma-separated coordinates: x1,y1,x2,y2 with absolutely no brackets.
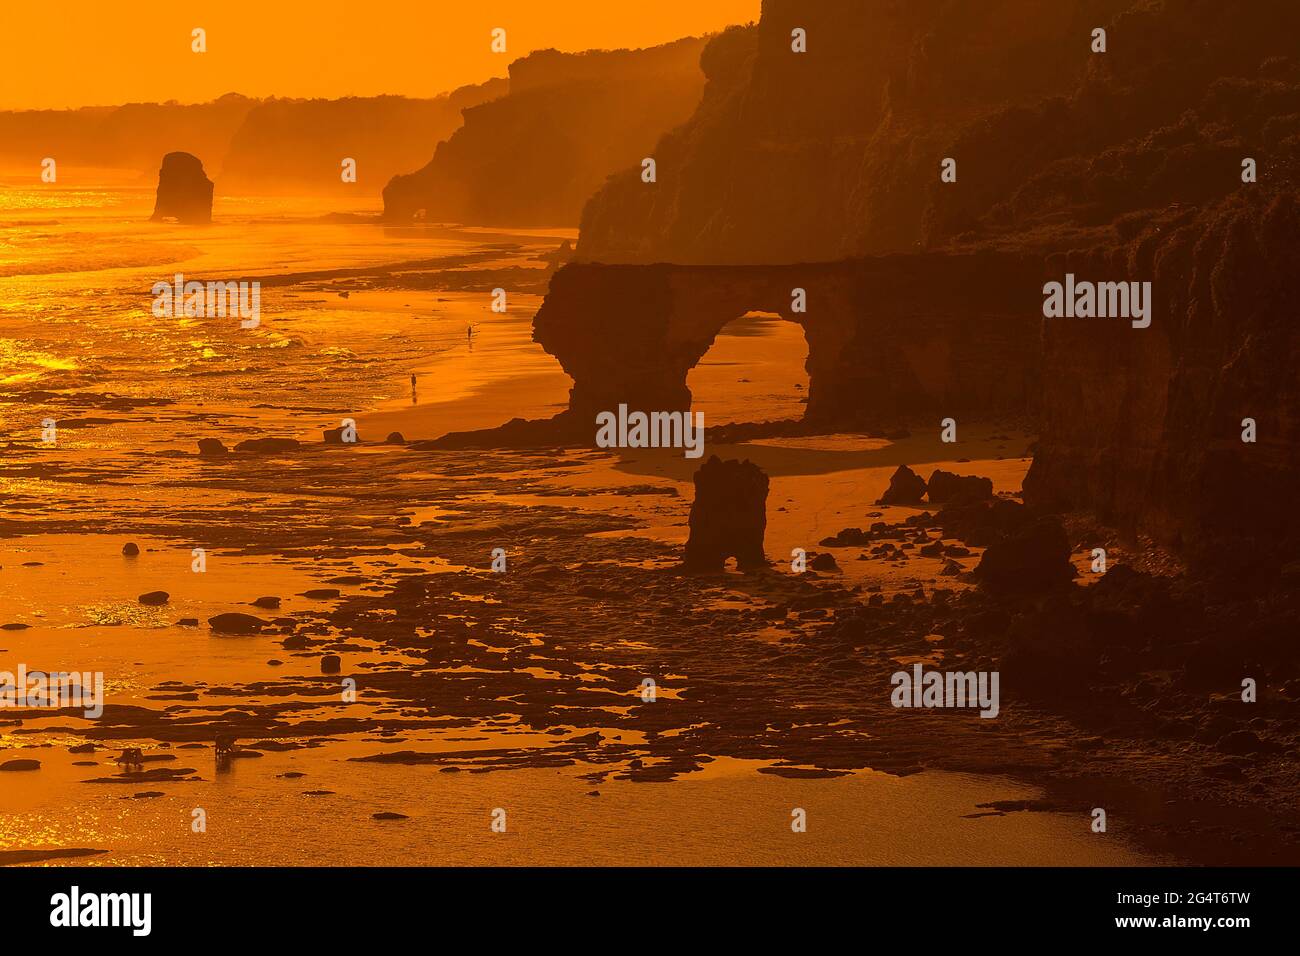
384,431,406,445
150,151,214,224
208,612,269,635
0,758,40,771
974,516,1075,596
121,542,140,557
926,469,994,504
197,438,228,457
138,591,169,606
876,465,927,505
323,426,360,444
684,456,769,572
320,654,342,674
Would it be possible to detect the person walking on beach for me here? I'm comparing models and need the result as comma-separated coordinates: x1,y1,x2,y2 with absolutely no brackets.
410,372,417,404
467,324,476,351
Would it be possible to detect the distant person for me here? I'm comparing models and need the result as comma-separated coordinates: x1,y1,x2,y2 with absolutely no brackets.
467,324,476,351
410,373,417,404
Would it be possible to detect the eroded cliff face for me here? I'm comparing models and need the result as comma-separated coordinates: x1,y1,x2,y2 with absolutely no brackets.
1025,192,1300,581
381,39,708,226
217,84,503,196
576,0,1129,264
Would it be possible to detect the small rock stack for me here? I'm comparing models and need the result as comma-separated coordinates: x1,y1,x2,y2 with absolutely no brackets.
684,456,769,572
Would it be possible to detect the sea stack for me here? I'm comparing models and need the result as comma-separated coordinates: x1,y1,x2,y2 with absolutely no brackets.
150,151,213,224
684,456,769,572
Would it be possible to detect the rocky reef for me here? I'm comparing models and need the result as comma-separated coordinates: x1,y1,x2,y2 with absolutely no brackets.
382,39,708,226
150,151,213,223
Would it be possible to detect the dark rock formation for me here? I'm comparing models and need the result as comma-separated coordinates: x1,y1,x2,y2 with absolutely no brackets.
926,470,994,505
684,456,769,572
320,655,342,674
384,432,406,445
197,438,228,457
974,516,1075,596
877,466,927,505
383,39,707,226
150,152,213,224
137,591,169,605
532,256,1041,433
121,542,140,556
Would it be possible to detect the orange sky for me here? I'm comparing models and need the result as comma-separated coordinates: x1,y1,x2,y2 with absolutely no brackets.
0,0,760,110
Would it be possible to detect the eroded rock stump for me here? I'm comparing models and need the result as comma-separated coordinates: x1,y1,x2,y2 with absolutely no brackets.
684,456,769,572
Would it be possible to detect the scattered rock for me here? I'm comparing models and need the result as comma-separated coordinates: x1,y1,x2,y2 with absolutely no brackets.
197,438,228,457
251,596,281,609
122,542,140,557
385,431,407,444
809,552,840,572
176,618,199,627
320,654,342,674
301,588,341,599
138,591,169,606
372,811,408,820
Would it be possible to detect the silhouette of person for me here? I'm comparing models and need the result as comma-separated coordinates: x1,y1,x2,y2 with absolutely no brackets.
410,373,417,404
467,324,475,351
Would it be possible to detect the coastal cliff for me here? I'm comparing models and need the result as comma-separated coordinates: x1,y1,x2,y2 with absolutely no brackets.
546,0,1300,575
381,39,708,226
217,84,503,196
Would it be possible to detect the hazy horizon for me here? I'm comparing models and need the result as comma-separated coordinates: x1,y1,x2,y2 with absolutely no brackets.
0,0,758,111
